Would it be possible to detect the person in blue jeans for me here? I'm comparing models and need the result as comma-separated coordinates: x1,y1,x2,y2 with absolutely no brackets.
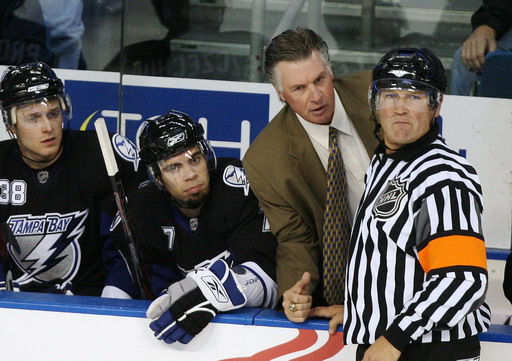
39,0,85,69
450,0,512,95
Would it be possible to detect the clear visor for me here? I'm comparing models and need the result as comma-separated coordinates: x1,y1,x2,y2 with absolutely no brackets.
372,79,436,113
157,146,209,185
9,95,70,128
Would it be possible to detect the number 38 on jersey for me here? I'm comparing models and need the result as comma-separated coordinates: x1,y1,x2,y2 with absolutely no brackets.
0,180,27,205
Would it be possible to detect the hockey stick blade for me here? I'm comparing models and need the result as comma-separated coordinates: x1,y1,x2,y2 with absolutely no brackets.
94,118,152,299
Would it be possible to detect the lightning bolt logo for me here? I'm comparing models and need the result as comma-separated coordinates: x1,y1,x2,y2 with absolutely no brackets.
8,210,88,286
223,165,250,196
18,233,69,283
112,133,140,171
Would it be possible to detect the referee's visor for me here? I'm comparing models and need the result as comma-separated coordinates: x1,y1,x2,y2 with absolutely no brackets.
371,79,439,113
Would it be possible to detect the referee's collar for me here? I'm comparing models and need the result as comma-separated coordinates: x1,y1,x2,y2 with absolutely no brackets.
376,121,441,161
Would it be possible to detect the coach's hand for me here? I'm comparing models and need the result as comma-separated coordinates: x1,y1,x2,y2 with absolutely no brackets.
283,272,313,323
146,259,247,344
309,304,344,334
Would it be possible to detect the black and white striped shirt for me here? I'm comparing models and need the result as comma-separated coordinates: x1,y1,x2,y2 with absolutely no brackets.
344,129,490,351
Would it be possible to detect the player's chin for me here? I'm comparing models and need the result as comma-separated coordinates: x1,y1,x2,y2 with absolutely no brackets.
179,192,208,209
35,150,60,162
41,144,61,157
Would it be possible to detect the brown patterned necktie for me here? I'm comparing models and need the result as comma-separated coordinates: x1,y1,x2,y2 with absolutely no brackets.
322,126,351,305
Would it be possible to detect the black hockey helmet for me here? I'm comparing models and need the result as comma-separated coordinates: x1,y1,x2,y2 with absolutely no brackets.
0,61,72,127
369,47,447,111
139,109,216,181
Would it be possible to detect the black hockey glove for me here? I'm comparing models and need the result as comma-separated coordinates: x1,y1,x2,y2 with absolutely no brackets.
146,259,247,344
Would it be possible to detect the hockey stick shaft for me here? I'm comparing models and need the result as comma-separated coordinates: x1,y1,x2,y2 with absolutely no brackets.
94,118,152,299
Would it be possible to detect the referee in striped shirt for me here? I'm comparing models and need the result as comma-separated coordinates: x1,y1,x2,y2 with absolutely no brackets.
344,48,490,361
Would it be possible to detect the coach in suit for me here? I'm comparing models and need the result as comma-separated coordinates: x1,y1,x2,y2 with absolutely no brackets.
243,28,377,332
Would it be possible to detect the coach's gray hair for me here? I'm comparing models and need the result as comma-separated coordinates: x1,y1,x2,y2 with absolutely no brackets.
264,27,332,91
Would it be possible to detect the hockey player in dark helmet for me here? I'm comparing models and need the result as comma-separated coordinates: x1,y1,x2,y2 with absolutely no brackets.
0,61,72,168
368,47,447,152
103,109,277,345
0,61,146,295
138,110,216,210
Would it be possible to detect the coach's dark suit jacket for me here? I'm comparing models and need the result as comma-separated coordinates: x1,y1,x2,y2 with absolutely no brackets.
243,71,378,307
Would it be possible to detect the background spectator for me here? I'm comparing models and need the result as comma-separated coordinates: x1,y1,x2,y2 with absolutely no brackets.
450,0,512,95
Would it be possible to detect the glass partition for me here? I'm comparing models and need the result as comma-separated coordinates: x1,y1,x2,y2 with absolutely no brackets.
110,0,480,88
1,0,482,90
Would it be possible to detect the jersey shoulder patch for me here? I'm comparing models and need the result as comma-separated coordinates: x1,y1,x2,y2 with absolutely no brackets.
222,164,250,196
112,134,140,171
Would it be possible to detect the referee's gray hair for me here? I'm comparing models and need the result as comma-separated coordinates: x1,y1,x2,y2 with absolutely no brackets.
264,27,333,91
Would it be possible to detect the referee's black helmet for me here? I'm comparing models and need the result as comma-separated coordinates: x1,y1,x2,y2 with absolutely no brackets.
369,47,447,111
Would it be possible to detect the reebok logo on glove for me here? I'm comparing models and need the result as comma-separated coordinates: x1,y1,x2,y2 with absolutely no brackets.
188,259,247,312
147,259,249,345
200,276,229,304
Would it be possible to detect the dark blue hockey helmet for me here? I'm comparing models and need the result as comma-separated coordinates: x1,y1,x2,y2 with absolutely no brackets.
0,61,72,127
369,47,447,112
139,109,216,182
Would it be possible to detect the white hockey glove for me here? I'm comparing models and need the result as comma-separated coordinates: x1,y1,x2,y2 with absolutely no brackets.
146,259,247,344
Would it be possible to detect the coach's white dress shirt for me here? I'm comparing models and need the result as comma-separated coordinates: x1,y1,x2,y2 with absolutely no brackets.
297,92,370,223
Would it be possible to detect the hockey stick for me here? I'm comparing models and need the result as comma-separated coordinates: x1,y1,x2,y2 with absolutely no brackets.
94,118,152,300
0,222,21,291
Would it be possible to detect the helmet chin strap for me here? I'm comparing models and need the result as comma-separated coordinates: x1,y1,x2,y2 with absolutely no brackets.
19,143,63,168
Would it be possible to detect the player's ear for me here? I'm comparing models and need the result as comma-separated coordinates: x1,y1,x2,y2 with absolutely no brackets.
434,94,444,117
155,177,165,190
8,124,17,136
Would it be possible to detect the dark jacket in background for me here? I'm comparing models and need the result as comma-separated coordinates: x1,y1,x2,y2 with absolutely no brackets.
472,0,512,39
